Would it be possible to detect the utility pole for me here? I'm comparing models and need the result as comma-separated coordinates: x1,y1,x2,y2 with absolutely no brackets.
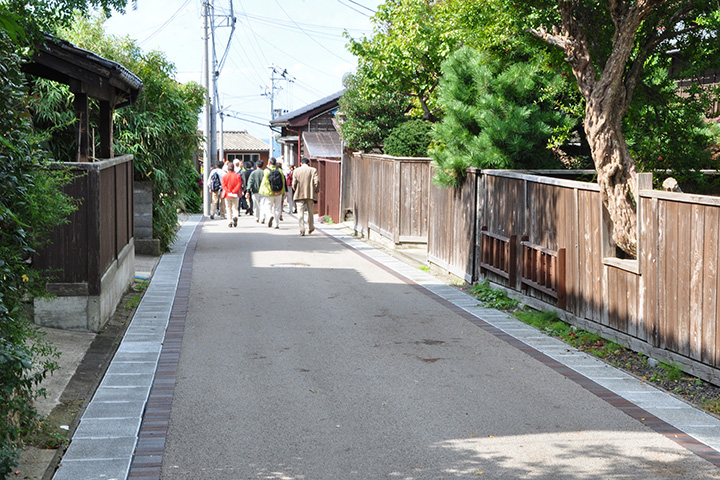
202,0,235,216
264,65,294,161
202,0,212,216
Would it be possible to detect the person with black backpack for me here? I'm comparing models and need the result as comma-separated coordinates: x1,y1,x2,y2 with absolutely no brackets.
259,157,286,229
207,161,225,219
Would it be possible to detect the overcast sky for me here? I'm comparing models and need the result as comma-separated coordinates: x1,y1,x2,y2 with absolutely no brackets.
103,0,383,141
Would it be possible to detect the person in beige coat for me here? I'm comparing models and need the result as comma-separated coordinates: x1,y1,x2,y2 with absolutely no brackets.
292,157,320,236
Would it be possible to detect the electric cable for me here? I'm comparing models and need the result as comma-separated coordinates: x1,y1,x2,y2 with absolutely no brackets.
273,0,349,62
140,0,193,46
336,0,371,18
344,0,376,14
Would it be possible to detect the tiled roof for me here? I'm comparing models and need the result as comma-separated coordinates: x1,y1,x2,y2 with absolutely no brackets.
221,130,269,151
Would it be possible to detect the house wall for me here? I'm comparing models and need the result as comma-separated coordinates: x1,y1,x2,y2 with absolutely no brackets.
308,110,336,132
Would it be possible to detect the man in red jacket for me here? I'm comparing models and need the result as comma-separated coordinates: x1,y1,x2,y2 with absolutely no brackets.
221,163,242,228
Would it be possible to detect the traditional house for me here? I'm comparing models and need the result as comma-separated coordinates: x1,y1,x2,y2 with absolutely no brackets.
24,35,142,332
220,130,270,165
270,90,344,166
198,130,269,171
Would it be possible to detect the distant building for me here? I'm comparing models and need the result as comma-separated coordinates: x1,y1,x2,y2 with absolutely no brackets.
221,130,270,165
200,130,270,168
270,90,344,166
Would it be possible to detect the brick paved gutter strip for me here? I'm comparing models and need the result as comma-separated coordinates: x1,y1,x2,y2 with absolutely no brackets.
126,217,203,480
318,223,720,469
52,215,201,480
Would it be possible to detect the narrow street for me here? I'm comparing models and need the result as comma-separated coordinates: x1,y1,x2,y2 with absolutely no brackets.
147,214,719,479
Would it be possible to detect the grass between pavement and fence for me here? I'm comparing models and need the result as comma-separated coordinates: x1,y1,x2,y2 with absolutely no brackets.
463,279,720,417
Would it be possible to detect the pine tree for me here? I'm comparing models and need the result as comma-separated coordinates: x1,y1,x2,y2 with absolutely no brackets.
431,47,575,186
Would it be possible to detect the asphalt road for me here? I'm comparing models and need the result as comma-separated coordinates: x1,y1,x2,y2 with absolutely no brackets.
160,213,720,479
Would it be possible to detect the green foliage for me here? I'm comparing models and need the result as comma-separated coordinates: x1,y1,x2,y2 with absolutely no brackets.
431,47,575,186
623,59,718,182
345,0,463,121
0,35,72,478
468,280,519,311
383,119,433,157
0,0,128,37
656,362,685,382
0,1,133,475
513,308,625,359
507,1,720,171
338,70,410,152
33,14,205,250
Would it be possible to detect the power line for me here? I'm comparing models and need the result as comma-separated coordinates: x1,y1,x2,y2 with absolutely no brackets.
335,0,371,18
140,0,193,45
344,0,376,14
223,111,270,128
273,0,348,62
237,11,368,36
235,0,270,68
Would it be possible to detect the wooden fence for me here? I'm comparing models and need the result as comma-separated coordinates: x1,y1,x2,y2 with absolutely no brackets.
427,168,478,282
344,153,431,244
33,155,135,331
343,156,720,382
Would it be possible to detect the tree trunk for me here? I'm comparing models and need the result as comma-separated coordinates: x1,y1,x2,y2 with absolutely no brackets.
584,93,638,257
551,1,655,258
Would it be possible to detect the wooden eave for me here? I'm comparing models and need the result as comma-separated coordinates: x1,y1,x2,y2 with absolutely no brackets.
22,35,142,107
21,35,143,162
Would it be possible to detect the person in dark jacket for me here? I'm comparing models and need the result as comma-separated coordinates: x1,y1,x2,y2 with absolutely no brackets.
242,161,254,214
247,160,265,223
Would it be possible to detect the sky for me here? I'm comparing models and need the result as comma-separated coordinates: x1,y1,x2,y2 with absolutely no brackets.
103,0,383,142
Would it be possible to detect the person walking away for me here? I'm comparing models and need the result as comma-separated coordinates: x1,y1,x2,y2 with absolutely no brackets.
222,163,242,227
207,161,225,219
242,160,254,215
292,157,319,236
259,157,285,229
247,160,265,223
285,165,295,213
277,160,285,221
234,159,248,215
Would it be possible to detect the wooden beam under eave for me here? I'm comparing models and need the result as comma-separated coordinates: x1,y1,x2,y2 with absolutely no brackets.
99,100,113,159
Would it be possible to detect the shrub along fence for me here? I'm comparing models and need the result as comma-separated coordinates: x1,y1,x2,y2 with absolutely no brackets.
345,152,720,384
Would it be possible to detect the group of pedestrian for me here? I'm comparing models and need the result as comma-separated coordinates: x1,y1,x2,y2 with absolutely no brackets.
207,156,319,235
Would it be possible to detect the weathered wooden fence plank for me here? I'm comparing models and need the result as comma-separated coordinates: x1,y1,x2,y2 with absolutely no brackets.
703,207,719,365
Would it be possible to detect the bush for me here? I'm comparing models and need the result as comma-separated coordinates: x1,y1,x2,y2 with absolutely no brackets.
383,119,433,157
338,69,410,152
0,35,71,477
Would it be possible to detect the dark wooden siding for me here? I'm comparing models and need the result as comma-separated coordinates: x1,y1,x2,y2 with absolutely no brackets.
34,155,134,295
313,158,342,223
